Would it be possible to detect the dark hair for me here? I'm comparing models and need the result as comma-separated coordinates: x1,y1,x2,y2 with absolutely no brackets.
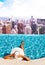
31,23,37,34
2,25,6,34
17,23,24,34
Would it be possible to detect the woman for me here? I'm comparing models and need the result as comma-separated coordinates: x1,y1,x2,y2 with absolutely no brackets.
4,41,30,61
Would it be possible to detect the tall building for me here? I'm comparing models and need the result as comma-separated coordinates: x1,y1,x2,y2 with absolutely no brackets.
37,19,45,25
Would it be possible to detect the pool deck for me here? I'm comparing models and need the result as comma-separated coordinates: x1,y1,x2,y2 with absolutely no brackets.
0,58,45,65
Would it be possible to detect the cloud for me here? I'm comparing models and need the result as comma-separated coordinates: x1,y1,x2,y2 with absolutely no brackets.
31,0,45,18
9,0,45,18
0,7,11,17
0,2,3,7
11,0,32,17
0,0,45,18
0,0,13,17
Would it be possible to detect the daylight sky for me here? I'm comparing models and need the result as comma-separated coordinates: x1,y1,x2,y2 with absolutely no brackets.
0,0,45,18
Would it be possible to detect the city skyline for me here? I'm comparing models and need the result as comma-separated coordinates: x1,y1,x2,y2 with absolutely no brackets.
0,0,45,18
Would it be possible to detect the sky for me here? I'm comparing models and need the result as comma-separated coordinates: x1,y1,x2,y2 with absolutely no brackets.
0,0,45,18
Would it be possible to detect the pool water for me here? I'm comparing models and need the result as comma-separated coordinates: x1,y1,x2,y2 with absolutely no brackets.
0,34,45,59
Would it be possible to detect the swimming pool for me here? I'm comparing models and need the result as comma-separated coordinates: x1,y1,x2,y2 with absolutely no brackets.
0,34,45,59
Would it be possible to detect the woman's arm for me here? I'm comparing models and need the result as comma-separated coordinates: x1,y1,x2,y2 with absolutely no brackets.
4,53,15,59
20,40,24,51
18,54,30,61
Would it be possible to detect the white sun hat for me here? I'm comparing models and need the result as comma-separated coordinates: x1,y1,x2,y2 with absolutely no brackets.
11,47,24,60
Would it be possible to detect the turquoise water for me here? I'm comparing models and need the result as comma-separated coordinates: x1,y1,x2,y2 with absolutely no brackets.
0,34,45,59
